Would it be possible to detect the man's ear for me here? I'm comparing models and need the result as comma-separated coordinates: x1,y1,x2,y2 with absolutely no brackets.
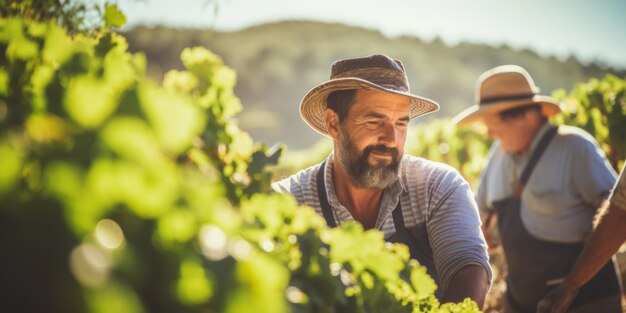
324,109,340,140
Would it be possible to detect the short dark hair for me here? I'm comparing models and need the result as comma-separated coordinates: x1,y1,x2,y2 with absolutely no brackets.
499,104,542,120
326,89,357,122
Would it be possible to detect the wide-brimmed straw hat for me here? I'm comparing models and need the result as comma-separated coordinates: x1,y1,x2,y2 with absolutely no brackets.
452,65,562,125
300,54,440,136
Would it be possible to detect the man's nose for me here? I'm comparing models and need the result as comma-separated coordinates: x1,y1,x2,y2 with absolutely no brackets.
379,123,399,147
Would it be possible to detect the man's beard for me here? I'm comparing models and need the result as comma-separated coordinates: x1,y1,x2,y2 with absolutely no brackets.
336,127,402,189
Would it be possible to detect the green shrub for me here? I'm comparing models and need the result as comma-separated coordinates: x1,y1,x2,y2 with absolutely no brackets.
0,11,479,313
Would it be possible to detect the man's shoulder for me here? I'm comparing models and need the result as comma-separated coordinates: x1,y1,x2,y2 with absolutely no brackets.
402,155,465,185
555,125,598,146
404,154,460,173
271,162,323,193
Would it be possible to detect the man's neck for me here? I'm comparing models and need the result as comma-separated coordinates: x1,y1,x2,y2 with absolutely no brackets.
516,119,548,157
331,156,384,230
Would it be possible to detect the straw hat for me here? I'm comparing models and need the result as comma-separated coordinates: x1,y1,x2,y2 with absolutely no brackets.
452,65,562,125
300,54,439,136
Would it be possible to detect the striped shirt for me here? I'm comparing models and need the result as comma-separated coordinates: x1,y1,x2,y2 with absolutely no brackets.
272,153,492,292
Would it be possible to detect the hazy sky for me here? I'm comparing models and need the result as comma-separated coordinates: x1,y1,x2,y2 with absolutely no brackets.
113,0,626,68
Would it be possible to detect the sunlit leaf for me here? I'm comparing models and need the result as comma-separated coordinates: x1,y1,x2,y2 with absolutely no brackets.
101,117,163,166
103,38,136,91
157,209,198,245
85,282,145,313
163,70,199,92
44,161,83,201
43,21,73,64
410,263,438,300
181,47,223,74
139,82,206,154
114,160,179,218
0,141,23,197
31,64,55,111
3,19,39,61
7,36,38,61
0,70,9,96
64,75,118,129
226,253,289,313
104,4,127,28
176,257,214,304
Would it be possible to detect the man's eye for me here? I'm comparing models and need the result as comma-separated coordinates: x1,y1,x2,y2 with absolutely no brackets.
366,121,382,128
396,122,408,128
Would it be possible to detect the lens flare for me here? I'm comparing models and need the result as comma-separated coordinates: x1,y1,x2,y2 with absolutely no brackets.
199,225,228,261
95,219,124,249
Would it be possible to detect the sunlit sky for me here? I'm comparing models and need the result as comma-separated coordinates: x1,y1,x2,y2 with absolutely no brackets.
110,0,626,69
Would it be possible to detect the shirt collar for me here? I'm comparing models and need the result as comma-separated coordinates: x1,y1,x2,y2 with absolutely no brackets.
324,151,406,226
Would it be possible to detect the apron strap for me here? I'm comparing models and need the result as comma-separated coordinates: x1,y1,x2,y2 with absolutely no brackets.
392,201,405,232
317,160,337,227
514,125,558,198
316,159,404,229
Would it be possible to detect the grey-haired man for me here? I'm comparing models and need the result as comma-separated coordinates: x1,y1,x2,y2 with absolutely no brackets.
454,65,621,313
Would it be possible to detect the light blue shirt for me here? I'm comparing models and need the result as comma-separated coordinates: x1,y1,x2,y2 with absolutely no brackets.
476,123,617,243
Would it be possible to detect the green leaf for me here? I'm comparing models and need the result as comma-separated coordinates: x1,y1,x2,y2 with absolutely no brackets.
101,117,163,166
226,253,289,313
104,3,127,28
43,22,73,64
44,161,83,200
85,282,145,313
138,82,206,154
3,19,39,61
157,209,198,246
410,263,438,300
0,70,9,96
0,141,23,197
63,75,118,129
176,257,214,304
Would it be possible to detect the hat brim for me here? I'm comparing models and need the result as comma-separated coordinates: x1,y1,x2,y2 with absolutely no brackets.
452,95,562,125
300,77,440,136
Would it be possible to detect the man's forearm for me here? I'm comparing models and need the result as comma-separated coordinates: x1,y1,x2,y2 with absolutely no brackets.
536,202,626,313
442,264,490,308
563,203,626,288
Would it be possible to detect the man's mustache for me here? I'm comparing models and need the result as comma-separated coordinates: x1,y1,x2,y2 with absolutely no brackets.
364,145,399,159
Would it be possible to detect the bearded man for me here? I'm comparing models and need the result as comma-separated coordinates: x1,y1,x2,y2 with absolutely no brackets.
272,54,492,306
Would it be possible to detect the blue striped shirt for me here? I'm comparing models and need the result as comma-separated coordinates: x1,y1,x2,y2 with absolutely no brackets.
272,153,492,292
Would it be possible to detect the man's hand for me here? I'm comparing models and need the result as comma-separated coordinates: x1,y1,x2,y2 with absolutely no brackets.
536,284,579,313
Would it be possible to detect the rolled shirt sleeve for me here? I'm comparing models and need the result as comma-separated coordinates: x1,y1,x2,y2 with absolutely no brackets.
425,166,493,292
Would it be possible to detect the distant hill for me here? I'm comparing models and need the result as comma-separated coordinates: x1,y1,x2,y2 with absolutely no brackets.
123,21,625,149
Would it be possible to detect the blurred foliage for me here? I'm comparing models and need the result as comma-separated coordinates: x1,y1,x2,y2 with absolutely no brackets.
0,0,103,34
405,120,491,187
271,138,332,182
0,11,481,313
122,22,626,149
553,74,626,171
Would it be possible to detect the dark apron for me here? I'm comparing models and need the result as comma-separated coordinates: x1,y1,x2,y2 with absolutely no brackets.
493,126,621,313
316,160,442,299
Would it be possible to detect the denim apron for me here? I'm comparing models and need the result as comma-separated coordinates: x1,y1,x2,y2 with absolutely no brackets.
316,160,442,299
492,126,621,313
